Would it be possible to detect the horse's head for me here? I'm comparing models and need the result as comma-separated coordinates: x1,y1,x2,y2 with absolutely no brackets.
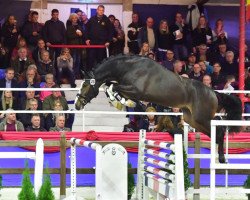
75,79,98,110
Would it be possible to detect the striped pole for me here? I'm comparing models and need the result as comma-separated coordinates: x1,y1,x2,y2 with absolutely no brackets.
70,138,101,150
144,148,175,162
144,139,175,151
143,157,175,173
143,165,175,181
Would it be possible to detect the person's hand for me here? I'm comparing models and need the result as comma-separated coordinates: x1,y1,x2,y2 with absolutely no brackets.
176,32,183,39
46,42,51,47
207,39,212,44
86,40,90,45
12,28,17,33
105,42,110,47
76,29,82,36
32,32,38,36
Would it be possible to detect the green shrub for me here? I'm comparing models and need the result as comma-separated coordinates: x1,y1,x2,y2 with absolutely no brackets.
244,175,250,198
128,162,135,197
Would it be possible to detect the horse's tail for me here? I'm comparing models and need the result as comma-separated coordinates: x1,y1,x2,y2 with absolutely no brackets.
216,92,242,132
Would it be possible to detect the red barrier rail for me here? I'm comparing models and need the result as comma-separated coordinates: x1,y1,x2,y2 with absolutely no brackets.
49,44,106,49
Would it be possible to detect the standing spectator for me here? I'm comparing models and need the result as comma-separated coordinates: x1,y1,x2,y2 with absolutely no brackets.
49,115,71,132
127,12,143,54
0,68,19,98
170,12,189,60
138,17,157,51
26,114,47,131
0,111,24,131
66,13,84,78
212,19,228,45
0,42,9,69
57,48,75,87
21,11,43,51
1,15,19,63
42,9,66,62
32,39,47,64
192,16,213,51
37,50,55,80
85,5,113,72
161,50,175,71
156,19,173,62
110,19,125,55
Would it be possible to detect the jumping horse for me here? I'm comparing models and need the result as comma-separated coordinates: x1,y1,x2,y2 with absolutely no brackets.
75,55,242,163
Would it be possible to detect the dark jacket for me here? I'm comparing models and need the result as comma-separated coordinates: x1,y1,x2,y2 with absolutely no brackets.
42,19,66,44
156,29,174,50
192,27,213,47
19,113,45,129
66,23,84,45
37,60,55,76
10,58,35,78
0,78,19,98
85,14,113,44
26,126,47,131
170,23,189,45
21,21,43,46
1,23,19,49
138,26,158,50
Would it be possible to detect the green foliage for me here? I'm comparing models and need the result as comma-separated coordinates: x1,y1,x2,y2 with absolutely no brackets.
128,162,135,196
244,175,250,197
37,167,55,200
183,147,192,191
0,174,2,191
18,162,36,200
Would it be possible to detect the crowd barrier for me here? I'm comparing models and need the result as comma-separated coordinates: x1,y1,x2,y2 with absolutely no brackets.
137,129,185,200
0,138,44,196
65,138,128,200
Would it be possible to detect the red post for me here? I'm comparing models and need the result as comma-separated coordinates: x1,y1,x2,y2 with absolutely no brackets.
239,0,246,108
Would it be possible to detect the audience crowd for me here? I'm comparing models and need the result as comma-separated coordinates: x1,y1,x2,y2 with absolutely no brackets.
0,4,249,133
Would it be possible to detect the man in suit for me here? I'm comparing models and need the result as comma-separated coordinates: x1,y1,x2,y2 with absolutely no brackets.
0,68,19,98
49,115,71,132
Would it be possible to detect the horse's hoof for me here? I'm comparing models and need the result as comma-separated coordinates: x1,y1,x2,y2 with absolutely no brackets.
219,154,226,163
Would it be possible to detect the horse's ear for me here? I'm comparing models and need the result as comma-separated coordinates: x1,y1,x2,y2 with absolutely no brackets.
81,70,94,79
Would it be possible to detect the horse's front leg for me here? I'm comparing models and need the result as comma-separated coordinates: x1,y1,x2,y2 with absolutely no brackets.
216,126,226,163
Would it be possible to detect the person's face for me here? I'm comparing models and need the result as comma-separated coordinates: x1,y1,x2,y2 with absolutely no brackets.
161,21,167,30
76,11,82,19
54,103,63,110
5,70,14,80
203,75,211,86
46,76,54,84
38,40,45,49
32,14,38,23
4,91,12,98
8,113,16,122
41,52,50,62
32,116,40,127
97,6,104,17
188,56,196,64
166,51,174,60
175,13,182,23
199,46,207,54
114,20,120,28
52,12,59,20
199,62,206,71
146,18,154,28
147,112,155,121
62,50,70,57
142,43,149,52
226,53,234,62
26,91,35,99
216,20,223,28
81,13,87,21
57,116,65,128
52,91,61,98
172,107,180,112
193,64,201,73
213,64,221,73
199,17,206,26
26,69,36,80
219,44,227,53
132,14,138,23
30,101,38,110
18,49,27,59
19,39,26,47
109,16,115,24
8,16,16,25
176,63,182,72
71,15,78,23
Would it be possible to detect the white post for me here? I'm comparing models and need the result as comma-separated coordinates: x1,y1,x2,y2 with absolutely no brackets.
184,122,189,153
95,145,103,200
225,128,229,188
70,144,77,200
210,121,217,200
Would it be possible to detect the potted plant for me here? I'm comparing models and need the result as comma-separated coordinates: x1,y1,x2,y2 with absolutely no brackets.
128,162,135,200
0,174,2,197
244,175,250,200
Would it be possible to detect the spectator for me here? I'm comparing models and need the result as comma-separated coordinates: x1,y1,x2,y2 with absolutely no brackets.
110,19,125,56
170,12,189,60
26,114,47,131
202,74,212,88
189,63,204,81
19,90,42,111
49,115,71,132
139,42,152,56
161,50,175,71
21,11,43,50
1,15,19,63
212,19,228,45
138,106,157,132
19,98,45,129
0,42,9,70
192,16,213,51
0,68,19,98
223,75,237,91
42,9,66,61
11,37,33,61
37,50,55,80
196,44,212,63
66,13,84,78
211,42,228,65
0,90,18,121
173,60,183,75
199,60,213,75
127,12,144,54
222,51,238,77
39,73,56,101
138,17,157,51
32,39,47,64
85,5,113,73
185,53,196,74
147,52,155,60
10,47,35,81
156,19,173,62
169,107,184,131
0,111,24,131
57,48,76,87
211,62,225,89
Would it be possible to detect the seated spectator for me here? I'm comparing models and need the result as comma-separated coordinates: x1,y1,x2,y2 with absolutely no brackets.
199,59,213,75
161,50,175,71
0,68,19,98
19,98,45,129
45,100,74,130
0,110,24,131
173,60,184,75
169,107,184,131
11,37,32,61
189,63,204,82
18,90,42,110
110,19,125,56
211,62,225,89
138,106,157,132
57,48,76,87
32,39,47,64
202,74,212,88
0,90,18,122
49,115,71,132
221,51,238,77
223,75,237,91
0,42,9,69
211,42,227,65
184,53,196,74
196,44,212,63
37,50,55,81
26,114,47,131
147,52,156,60
40,73,56,101
10,47,35,80
139,42,152,56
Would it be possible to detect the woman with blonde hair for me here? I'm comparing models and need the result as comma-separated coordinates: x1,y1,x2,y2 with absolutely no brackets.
139,42,152,57
0,91,18,121
138,106,157,132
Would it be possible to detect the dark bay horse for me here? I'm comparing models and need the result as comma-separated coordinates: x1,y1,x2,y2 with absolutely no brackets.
75,55,242,163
